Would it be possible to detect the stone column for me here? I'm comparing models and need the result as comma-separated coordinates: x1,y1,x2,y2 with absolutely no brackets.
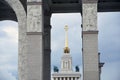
43,12,51,80
27,0,44,80
82,0,99,80
56,77,58,80
63,77,65,80
60,77,62,80
75,77,78,80
67,77,69,80
71,77,73,80
73,77,75,80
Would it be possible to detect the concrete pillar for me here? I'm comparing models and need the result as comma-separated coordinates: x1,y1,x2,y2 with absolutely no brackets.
71,77,73,80
60,77,62,80
43,14,51,80
73,77,75,80
5,0,27,80
64,77,66,80
27,0,44,80
82,0,99,80
67,77,69,80
56,77,58,80
75,77,77,80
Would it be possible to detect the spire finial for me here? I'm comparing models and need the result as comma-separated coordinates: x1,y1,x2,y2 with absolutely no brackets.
64,25,70,53
64,25,69,47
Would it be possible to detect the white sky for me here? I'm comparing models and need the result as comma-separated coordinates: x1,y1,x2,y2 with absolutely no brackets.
0,12,120,80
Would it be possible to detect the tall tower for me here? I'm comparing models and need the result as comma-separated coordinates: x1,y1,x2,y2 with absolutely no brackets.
61,25,72,72
52,25,81,80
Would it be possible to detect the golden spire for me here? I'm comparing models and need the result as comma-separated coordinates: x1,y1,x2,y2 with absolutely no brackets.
64,25,70,53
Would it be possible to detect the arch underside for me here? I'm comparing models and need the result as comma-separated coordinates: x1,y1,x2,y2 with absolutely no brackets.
0,0,26,21
0,0,27,80
0,0,120,22
0,0,120,21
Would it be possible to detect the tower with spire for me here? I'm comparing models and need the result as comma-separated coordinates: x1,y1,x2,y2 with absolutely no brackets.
64,25,70,53
61,25,72,72
52,25,81,80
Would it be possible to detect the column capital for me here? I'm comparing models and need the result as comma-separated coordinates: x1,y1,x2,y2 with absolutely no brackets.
26,32,43,35
27,0,42,2
27,2,42,5
82,31,98,34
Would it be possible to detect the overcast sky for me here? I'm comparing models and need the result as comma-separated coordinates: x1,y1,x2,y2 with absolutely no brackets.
0,12,120,80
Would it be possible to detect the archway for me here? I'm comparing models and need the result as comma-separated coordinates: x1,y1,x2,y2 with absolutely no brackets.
51,13,82,80
1,0,27,80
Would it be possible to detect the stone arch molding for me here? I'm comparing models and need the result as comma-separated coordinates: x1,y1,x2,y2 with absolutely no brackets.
4,0,27,80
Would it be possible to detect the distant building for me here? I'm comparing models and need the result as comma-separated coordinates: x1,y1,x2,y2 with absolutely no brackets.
52,25,81,80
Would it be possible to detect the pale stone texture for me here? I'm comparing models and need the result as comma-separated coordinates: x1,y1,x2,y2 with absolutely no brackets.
27,34,43,80
82,3,97,31
27,5,42,32
82,0,99,80
61,54,73,72
27,0,43,80
4,0,27,80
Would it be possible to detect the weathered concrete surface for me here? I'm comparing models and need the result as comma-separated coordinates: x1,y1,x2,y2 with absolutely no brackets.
27,34,43,80
27,0,44,80
82,3,97,31
82,31,99,80
82,0,99,80
27,5,42,32
4,0,27,80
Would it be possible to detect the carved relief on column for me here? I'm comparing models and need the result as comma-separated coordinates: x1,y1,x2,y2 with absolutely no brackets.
82,0,98,31
27,3,43,32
